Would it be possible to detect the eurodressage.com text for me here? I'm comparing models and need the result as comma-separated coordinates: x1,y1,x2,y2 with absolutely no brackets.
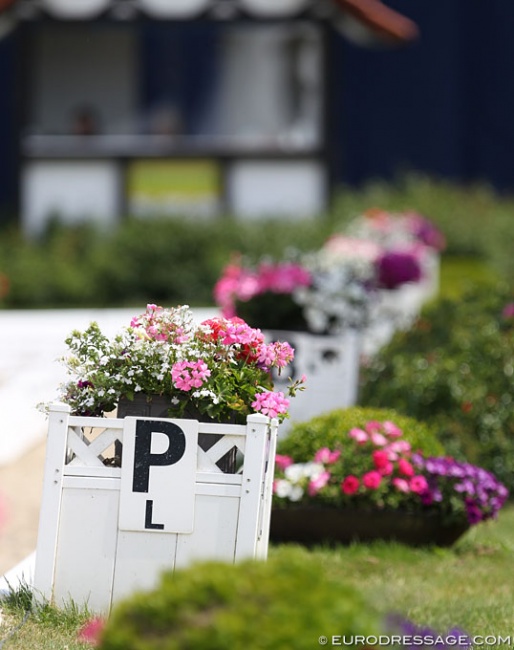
318,634,514,646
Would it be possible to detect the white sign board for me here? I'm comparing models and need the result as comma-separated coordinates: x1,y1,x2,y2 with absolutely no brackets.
119,417,198,534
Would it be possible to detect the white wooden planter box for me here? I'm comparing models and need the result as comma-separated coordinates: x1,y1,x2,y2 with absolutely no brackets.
264,329,362,436
33,404,277,613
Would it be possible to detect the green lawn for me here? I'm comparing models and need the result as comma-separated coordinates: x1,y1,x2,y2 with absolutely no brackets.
2,506,514,649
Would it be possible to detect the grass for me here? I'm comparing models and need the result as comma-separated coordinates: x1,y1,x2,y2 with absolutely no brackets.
2,506,514,648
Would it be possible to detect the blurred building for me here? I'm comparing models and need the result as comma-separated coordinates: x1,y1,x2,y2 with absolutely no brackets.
0,0,419,234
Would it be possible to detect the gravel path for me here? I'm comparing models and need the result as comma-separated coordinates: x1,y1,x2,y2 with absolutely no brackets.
0,441,45,576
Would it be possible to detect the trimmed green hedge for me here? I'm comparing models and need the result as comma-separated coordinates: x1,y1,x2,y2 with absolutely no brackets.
359,284,514,491
98,547,383,650
277,406,445,460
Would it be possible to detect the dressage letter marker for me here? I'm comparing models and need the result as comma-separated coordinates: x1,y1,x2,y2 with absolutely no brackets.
119,417,198,533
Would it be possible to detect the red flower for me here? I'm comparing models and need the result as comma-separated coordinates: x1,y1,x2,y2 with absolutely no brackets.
372,450,389,470
341,475,360,495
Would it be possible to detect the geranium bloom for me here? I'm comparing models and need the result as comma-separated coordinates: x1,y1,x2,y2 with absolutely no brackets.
341,475,360,495
362,470,382,490
171,360,211,391
251,391,290,419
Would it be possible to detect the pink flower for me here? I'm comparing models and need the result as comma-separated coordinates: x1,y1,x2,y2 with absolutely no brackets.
409,475,429,494
308,471,331,496
380,461,394,476
341,475,360,495
362,470,382,490
387,440,412,454
392,478,410,493
398,458,414,477
370,431,388,446
314,447,341,464
251,391,289,419
275,454,294,471
258,341,294,369
77,617,105,646
365,420,383,434
502,303,514,319
348,427,368,444
382,421,403,438
171,359,211,391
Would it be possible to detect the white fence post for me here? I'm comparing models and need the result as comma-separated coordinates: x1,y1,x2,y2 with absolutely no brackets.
33,403,70,604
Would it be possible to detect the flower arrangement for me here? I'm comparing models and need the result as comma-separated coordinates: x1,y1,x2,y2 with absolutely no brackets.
346,208,446,252
214,236,424,334
273,419,508,526
55,304,305,423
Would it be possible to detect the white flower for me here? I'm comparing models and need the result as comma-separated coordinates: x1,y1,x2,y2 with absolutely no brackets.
289,485,304,502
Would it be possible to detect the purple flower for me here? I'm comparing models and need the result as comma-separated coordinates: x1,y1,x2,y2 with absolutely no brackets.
376,249,423,289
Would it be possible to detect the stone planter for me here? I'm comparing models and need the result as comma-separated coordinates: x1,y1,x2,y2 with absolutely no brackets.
270,505,469,547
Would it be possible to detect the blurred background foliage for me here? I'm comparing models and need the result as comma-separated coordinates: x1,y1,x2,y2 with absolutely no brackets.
0,173,512,309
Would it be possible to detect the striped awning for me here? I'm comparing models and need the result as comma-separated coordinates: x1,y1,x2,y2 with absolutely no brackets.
3,0,418,44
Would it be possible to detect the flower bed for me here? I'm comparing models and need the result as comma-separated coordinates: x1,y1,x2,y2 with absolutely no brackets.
271,418,508,545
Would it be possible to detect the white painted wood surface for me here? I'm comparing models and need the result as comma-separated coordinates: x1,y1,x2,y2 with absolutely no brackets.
265,328,362,436
33,405,277,612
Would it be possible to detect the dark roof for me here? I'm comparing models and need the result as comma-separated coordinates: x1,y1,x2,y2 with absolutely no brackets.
0,0,418,45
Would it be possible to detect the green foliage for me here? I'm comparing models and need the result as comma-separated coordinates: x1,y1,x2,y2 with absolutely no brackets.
98,547,383,650
0,217,330,308
359,284,514,491
1,174,513,309
277,406,445,460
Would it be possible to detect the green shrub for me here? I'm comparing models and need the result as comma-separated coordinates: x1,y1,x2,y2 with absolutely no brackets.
98,548,383,650
360,284,514,491
277,406,445,460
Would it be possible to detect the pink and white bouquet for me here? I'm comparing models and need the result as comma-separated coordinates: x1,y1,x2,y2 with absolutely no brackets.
56,304,305,423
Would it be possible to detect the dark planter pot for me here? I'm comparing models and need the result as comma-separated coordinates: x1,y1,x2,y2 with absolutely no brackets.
270,506,470,548
117,394,238,473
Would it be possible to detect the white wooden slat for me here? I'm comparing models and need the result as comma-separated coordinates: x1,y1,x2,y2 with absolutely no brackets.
66,428,105,468
196,446,223,473
174,494,240,567
62,475,120,490
52,485,120,613
33,403,71,605
64,466,121,479
255,419,278,559
204,434,245,462
67,415,125,430
196,471,242,486
111,530,178,604
195,483,241,498
86,427,123,457
196,422,247,437
234,414,269,561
